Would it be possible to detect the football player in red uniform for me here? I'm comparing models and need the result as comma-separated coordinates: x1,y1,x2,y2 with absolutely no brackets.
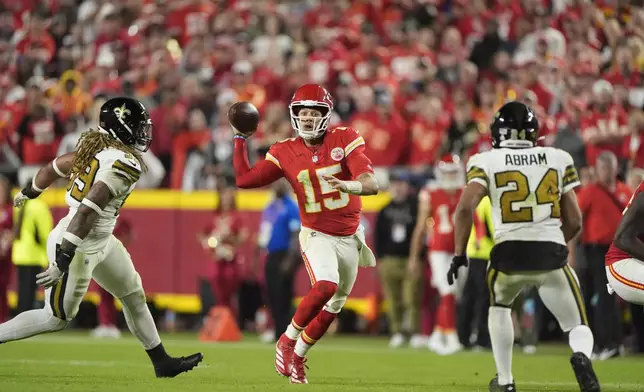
409,155,465,355
606,180,644,305
233,84,379,384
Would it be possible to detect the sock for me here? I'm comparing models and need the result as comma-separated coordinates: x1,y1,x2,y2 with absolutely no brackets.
0,309,67,342
294,310,337,358
146,342,170,363
568,325,594,358
288,281,337,338
437,294,456,332
119,290,161,350
489,306,514,386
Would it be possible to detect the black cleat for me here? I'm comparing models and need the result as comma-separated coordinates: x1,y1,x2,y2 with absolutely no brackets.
154,353,204,378
570,352,601,392
489,376,517,391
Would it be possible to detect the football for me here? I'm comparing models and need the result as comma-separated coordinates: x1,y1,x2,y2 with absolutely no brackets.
228,101,260,136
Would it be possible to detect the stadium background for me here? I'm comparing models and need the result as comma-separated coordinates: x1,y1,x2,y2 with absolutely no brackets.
1,0,643,339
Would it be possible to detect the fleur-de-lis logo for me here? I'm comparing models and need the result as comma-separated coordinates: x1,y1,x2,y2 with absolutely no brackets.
114,104,131,120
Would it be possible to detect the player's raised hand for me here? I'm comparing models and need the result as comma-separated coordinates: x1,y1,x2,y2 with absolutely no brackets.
322,175,348,192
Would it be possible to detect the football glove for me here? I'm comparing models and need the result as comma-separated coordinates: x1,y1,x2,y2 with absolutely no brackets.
13,182,42,208
36,262,64,288
447,255,469,286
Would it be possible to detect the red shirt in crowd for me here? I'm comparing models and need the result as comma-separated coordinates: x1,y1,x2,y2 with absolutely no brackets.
407,115,449,166
581,106,629,166
349,110,408,167
578,181,633,245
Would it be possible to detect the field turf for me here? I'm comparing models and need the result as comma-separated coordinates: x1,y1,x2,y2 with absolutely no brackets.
1,332,643,392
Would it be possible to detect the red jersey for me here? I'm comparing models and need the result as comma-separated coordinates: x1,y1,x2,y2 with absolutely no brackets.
266,127,374,236
606,182,642,265
581,106,629,165
407,115,449,166
203,212,245,263
420,187,463,252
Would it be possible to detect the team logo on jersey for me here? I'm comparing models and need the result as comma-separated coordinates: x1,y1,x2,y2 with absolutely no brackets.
331,147,344,161
113,104,131,120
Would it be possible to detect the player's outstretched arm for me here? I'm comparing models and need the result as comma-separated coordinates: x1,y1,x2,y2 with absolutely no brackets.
613,192,644,261
232,137,283,188
59,182,114,269
14,152,75,208
560,190,583,243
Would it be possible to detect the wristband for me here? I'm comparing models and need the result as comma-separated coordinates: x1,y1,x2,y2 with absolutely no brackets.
344,181,363,195
233,134,247,140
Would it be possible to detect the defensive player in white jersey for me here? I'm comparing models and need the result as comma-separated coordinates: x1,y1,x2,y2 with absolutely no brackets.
0,97,203,377
447,102,600,392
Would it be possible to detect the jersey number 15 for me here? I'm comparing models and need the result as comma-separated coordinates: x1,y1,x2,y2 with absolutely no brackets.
495,169,560,223
297,164,350,213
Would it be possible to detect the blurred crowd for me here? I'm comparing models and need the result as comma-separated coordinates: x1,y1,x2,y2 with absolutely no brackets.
0,0,642,190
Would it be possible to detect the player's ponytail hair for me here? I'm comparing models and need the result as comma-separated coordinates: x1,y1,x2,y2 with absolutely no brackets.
70,129,148,180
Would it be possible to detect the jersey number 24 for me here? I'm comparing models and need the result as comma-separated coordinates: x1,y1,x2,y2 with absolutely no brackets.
495,169,560,223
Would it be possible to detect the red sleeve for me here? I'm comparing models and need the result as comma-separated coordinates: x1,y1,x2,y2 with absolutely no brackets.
342,128,373,178
233,138,283,188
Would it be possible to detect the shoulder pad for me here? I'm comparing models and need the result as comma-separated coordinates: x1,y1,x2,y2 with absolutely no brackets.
97,148,142,183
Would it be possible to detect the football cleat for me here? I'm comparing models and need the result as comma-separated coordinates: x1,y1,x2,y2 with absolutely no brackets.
275,334,296,377
570,352,601,392
289,354,308,384
489,375,517,391
154,353,203,378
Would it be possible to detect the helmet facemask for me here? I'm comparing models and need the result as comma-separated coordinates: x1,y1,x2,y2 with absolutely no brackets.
134,119,153,152
290,103,331,140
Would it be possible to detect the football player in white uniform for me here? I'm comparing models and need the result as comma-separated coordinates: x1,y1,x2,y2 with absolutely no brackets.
0,97,203,377
447,102,600,392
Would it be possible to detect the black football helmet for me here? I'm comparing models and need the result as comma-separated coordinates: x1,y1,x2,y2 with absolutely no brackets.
98,97,153,152
490,101,539,149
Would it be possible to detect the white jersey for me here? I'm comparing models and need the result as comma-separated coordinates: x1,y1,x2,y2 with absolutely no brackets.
466,146,580,246
57,147,142,253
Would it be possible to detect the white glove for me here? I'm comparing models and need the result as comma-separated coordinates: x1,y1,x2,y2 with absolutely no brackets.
36,262,64,288
13,191,29,209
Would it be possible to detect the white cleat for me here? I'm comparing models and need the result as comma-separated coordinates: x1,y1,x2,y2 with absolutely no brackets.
441,333,463,355
260,330,275,344
389,333,406,348
523,345,537,355
427,332,447,354
409,334,428,349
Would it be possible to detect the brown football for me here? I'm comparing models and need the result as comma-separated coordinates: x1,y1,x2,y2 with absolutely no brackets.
228,101,260,136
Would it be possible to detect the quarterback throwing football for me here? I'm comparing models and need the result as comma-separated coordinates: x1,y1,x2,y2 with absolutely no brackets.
233,84,379,384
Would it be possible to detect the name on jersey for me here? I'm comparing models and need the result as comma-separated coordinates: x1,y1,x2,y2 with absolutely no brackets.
505,153,547,166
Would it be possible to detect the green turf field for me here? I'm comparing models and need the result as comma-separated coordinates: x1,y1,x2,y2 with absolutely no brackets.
0,332,642,392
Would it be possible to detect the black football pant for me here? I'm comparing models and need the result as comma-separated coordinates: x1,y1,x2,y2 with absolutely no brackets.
16,265,41,314
265,250,296,341
457,258,490,348
583,244,622,351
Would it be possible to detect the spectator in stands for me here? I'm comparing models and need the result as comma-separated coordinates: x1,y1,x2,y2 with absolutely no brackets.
375,172,422,348
0,175,12,322
578,151,631,359
12,180,52,314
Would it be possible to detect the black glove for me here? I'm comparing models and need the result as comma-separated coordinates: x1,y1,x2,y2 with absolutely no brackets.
447,255,468,286
55,244,75,273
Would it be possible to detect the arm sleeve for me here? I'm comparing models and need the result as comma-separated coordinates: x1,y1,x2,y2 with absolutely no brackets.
466,154,489,189
560,151,581,194
233,138,284,188
343,128,374,178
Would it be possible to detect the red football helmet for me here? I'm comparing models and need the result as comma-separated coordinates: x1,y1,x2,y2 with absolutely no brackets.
436,154,465,190
289,84,334,140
